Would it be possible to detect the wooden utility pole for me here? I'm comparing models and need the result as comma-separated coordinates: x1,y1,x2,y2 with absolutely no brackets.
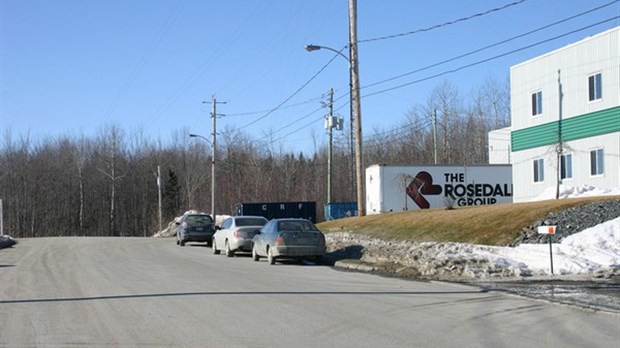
157,165,162,232
205,96,226,226
349,0,364,216
433,108,438,164
327,88,334,205
556,69,564,200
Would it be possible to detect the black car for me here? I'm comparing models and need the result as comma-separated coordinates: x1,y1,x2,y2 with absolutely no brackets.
176,213,215,247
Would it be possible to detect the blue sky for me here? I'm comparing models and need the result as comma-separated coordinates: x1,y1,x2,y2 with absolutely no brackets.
2,0,619,153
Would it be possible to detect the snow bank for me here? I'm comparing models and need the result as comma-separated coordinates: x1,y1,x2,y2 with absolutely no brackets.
529,184,620,201
461,217,620,277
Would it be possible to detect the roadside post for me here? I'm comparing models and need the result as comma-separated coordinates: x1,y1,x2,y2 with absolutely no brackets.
537,225,557,275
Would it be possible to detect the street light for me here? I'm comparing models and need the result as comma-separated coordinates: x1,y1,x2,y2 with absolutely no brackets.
189,133,216,225
305,43,364,217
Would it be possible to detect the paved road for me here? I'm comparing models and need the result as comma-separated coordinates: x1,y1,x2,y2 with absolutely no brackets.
1,238,618,348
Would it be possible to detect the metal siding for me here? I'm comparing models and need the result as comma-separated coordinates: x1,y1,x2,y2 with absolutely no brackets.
511,27,619,133
511,106,620,151
510,27,620,201
512,133,620,202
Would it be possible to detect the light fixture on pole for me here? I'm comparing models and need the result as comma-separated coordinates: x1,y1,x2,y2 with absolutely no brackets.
305,44,355,204
305,42,364,217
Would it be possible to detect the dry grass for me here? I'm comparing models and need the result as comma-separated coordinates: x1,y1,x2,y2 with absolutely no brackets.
317,196,620,246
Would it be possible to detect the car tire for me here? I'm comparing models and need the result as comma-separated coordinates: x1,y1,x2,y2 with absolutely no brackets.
212,240,220,255
225,241,234,257
180,240,185,246
267,247,276,265
252,246,260,262
176,239,180,245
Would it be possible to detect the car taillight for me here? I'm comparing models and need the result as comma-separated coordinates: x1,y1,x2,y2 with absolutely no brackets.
318,233,326,246
275,234,285,246
233,230,243,238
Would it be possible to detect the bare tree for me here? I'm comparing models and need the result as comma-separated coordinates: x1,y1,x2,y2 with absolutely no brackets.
95,125,126,236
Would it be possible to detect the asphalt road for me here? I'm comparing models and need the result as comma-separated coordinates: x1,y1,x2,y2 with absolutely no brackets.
1,238,618,348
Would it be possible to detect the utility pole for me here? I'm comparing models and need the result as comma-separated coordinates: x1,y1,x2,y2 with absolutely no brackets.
325,89,343,206
327,89,334,205
556,69,563,200
157,165,162,232
0,199,3,236
204,96,226,226
349,0,364,216
433,108,438,165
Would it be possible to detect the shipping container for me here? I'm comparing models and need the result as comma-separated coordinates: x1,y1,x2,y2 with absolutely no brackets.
366,164,513,214
236,202,317,222
324,202,357,221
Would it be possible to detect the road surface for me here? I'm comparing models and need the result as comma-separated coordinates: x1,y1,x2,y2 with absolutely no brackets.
1,237,618,347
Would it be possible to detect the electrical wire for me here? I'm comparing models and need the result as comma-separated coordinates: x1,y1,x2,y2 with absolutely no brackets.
362,17,620,99
258,17,618,143
359,0,529,43
362,0,620,91
237,51,341,130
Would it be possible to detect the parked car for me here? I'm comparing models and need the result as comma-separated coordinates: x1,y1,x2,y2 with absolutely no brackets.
251,218,326,265
176,213,215,247
212,216,268,257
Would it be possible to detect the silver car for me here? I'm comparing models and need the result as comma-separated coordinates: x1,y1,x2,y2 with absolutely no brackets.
251,218,326,265
212,216,268,257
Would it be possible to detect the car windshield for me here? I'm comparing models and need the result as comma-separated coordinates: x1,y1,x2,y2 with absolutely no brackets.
278,220,317,232
186,215,213,225
236,217,267,227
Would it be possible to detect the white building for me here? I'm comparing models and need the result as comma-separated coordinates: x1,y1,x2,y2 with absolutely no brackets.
492,26,619,202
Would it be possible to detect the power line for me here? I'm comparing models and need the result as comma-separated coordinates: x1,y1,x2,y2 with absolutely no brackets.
225,96,323,117
362,0,620,91
362,17,620,99
359,0,528,43
237,51,341,130
258,18,618,143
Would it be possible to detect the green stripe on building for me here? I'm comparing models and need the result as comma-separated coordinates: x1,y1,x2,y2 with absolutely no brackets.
511,106,620,151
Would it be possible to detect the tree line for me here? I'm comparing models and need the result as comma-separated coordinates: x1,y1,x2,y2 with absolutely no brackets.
0,78,509,238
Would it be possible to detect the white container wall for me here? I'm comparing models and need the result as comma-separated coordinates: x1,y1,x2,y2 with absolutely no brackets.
366,164,513,214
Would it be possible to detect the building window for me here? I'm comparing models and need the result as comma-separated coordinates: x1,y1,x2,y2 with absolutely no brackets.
588,73,602,101
533,158,544,182
531,91,543,116
560,153,572,180
590,148,604,176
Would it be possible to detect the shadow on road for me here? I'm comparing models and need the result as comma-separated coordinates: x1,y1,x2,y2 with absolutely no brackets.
0,288,488,305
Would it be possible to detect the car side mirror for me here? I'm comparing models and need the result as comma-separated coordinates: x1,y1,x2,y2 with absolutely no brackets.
215,225,220,230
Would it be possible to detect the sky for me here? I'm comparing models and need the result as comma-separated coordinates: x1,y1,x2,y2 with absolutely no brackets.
2,0,619,154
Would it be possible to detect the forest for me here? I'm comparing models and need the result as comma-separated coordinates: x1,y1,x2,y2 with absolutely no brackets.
0,79,510,237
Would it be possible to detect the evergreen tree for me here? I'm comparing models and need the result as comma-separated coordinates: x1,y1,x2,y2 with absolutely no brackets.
163,168,181,221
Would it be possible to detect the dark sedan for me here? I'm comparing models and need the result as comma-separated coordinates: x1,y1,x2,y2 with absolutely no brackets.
251,218,326,265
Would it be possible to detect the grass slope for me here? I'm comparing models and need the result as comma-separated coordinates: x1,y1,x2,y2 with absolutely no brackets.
317,196,620,246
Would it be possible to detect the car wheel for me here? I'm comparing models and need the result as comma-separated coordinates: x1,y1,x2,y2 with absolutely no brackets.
225,241,234,257
176,239,180,245
252,246,260,262
267,247,276,265
180,240,185,247
212,240,220,254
